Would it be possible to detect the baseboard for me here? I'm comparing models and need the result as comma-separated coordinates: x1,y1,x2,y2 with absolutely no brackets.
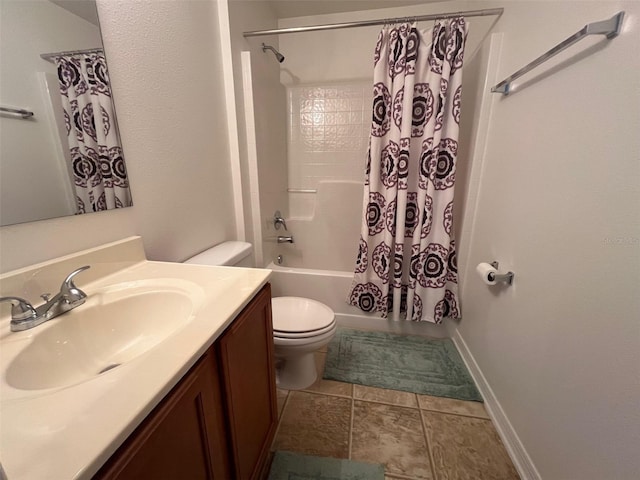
452,330,541,480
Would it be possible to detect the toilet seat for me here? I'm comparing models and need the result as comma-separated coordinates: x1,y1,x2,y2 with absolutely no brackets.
274,320,337,339
271,296,335,338
273,324,337,346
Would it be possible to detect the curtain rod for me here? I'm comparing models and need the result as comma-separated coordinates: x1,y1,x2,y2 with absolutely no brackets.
40,47,104,63
243,7,503,37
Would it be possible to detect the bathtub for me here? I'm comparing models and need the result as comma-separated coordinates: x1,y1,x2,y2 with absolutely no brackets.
267,261,449,338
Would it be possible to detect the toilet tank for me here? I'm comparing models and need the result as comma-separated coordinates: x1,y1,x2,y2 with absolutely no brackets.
184,241,253,267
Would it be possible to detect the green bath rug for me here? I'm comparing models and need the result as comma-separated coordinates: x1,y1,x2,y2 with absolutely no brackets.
268,451,384,480
324,328,482,402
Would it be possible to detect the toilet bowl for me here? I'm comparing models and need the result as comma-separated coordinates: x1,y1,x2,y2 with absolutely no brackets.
182,243,335,391
272,296,336,390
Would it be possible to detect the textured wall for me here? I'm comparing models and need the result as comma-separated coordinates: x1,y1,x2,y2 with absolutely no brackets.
287,83,370,193
454,1,640,479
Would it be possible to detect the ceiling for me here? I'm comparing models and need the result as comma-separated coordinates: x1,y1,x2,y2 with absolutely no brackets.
49,0,99,26
269,0,442,19
49,0,442,26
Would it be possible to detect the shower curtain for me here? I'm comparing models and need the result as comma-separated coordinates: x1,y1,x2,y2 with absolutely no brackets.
54,52,131,214
348,18,468,323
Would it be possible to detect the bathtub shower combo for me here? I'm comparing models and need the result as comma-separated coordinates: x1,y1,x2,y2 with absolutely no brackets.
269,181,447,338
246,11,489,339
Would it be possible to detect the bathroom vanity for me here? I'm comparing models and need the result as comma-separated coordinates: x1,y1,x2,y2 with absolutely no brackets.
95,284,276,479
0,237,276,479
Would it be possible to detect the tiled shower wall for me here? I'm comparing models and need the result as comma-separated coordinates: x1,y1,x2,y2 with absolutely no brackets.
287,82,372,218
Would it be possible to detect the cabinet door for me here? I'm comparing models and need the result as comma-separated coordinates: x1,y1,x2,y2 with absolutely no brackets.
94,351,231,480
218,284,277,480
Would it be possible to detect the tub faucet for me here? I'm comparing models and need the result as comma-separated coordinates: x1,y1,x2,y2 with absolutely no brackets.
273,210,288,231
0,265,90,332
277,235,294,244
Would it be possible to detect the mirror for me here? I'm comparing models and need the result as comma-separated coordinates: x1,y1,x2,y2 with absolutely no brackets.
0,0,132,227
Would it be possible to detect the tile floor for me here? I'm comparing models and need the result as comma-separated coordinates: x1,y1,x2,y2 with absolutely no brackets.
271,349,520,480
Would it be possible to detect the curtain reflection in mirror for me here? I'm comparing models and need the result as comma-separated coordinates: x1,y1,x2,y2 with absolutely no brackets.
53,51,131,213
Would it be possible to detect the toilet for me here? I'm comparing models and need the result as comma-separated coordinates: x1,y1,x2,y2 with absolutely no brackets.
184,241,254,268
184,241,336,391
271,297,336,390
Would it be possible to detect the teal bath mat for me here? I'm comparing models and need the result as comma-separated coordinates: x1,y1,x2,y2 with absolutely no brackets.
324,328,482,402
268,451,384,480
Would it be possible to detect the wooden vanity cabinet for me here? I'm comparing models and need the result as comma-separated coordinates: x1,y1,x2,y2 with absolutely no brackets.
93,350,232,480
95,283,277,480
218,283,278,480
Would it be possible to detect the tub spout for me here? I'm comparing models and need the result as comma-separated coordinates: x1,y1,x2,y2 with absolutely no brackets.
277,235,294,244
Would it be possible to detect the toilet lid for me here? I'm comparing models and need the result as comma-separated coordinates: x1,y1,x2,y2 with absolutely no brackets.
271,296,335,334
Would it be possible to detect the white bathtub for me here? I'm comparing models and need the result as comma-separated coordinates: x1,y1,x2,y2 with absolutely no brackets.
267,262,449,338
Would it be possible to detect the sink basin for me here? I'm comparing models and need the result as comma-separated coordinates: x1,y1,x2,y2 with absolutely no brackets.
5,281,201,391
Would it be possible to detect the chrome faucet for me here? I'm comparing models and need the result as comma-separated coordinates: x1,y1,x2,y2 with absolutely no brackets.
0,265,90,332
273,210,288,231
277,235,294,244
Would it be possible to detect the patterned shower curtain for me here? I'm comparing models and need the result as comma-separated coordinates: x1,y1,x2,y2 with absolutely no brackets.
348,19,468,323
54,52,131,214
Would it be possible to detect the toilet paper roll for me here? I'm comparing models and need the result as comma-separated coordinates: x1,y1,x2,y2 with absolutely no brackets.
476,262,498,285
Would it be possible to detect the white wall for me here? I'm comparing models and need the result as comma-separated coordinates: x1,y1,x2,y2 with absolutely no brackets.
228,0,288,267
0,0,102,226
453,1,640,479
0,0,236,273
280,181,363,271
278,4,497,84
284,81,369,269
286,82,370,197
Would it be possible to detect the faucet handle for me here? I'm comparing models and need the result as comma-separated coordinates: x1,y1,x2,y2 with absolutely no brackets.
0,296,37,321
60,265,90,305
274,210,288,231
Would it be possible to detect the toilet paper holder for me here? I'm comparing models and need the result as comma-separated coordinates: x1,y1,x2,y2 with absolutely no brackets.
489,261,515,285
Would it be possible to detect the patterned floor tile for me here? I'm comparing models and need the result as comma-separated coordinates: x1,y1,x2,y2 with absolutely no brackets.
276,389,288,418
385,475,423,480
384,474,426,480
352,400,433,479
304,378,353,397
303,351,353,397
272,391,351,458
417,394,489,419
422,411,519,479
354,385,418,408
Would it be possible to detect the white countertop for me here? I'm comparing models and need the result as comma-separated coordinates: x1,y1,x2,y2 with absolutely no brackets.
0,238,271,479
